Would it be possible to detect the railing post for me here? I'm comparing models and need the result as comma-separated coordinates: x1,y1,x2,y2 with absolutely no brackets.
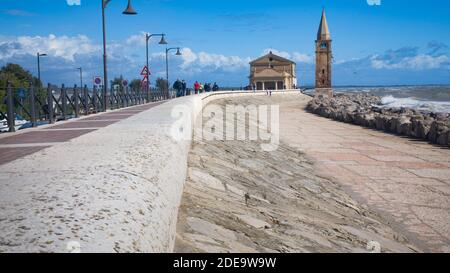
120,84,124,108
124,86,127,107
47,83,54,124
93,85,98,113
29,81,37,127
61,84,67,120
110,86,114,111
74,84,79,118
6,82,15,132
84,84,89,115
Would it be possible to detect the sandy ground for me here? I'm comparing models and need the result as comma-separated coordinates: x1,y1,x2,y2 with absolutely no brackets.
175,94,425,253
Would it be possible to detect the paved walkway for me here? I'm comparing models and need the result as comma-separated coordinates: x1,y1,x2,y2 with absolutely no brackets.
0,103,162,166
281,96,450,252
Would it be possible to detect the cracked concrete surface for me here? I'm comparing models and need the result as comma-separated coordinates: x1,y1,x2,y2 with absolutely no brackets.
175,94,435,253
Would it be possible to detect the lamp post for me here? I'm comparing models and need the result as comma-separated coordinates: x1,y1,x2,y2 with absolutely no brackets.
165,47,182,98
77,67,83,89
101,0,137,111
37,53,47,87
145,33,167,101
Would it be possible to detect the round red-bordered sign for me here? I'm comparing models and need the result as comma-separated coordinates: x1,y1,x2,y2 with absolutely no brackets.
94,76,102,85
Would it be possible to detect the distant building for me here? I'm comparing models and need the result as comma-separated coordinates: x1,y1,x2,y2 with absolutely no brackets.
249,51,297,90
315,9,333,96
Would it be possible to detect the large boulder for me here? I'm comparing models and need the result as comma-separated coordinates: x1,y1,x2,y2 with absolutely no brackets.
428,121,450,145
395,115,412,135
306,92,449,146
436,130,450,146
416,118,433,139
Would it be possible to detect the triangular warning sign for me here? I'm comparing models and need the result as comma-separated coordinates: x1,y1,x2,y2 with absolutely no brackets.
140,66,150,76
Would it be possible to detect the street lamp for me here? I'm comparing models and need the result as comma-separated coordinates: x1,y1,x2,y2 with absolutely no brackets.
37,53,47,87
145,33,167,101
165,47,182,98
101,0,137,112
77,67,83,89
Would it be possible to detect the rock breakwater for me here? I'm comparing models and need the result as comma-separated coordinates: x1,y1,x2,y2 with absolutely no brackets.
307,93,450,146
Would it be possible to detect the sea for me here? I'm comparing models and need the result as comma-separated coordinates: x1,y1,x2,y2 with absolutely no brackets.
333,85,450,114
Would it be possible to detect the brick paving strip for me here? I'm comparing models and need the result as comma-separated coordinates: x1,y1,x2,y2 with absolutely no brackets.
0,102,163,166
281,95,450,252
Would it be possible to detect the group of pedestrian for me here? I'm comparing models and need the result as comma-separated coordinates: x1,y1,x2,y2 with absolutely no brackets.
172,79,220,97
172,79,187,97
193,81,219,94
173,79,220,97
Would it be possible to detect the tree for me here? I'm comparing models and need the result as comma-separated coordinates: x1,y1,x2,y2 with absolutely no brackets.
130,79,142,90
0,63,41,89
0,63,42,114
111,76,124,88
155,77,168,91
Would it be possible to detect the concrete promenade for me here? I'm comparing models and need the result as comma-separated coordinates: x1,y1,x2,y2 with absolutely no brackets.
0,99,191,252
0,91,295,252
0,103,162,165
0,91,448,253
280,95,450,252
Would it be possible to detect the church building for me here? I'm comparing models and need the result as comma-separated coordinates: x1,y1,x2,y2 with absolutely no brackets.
249,51,297,90
248,9,332,94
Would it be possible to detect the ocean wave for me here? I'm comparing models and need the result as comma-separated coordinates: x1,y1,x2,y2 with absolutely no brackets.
381,95,450,113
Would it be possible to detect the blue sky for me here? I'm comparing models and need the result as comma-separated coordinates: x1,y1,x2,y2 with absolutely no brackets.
1,0,450,87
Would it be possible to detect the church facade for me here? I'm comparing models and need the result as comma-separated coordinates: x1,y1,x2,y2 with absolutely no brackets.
249,51,297,90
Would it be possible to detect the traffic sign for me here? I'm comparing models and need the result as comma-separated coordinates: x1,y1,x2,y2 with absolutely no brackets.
140,66,150,76
93,76,103,86
122,80,128,87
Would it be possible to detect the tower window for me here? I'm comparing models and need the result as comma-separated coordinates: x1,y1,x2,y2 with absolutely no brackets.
322,69,325,74
320,42,327,49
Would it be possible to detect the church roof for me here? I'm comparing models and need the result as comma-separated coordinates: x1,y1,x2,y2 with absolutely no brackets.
250,51,295,65
317,9,331,41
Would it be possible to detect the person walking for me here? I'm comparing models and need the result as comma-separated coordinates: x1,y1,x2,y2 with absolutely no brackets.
182,80,187,96
204,83,211,92
194,81,200,94
212,82,219,92
173,79,182,97
199,83,204,93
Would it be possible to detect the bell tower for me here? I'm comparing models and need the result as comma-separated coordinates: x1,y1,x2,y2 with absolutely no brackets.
315,9,333,96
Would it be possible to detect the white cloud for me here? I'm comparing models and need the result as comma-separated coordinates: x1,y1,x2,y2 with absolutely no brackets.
292,53,314,64
125,32,147,47
179,48,250,72
262,48,291,59
262,48,314,64
0,34,100,61
371,53,449,70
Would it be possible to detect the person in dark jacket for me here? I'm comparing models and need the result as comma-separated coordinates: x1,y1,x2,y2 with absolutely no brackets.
212,82,219,92
181,80,187,96
173,79,182,97
204,83,211,92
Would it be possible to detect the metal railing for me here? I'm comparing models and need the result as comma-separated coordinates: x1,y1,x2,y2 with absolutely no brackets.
0,82,177,133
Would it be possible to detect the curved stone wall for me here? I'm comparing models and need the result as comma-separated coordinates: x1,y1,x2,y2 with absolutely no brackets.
0,90,300,253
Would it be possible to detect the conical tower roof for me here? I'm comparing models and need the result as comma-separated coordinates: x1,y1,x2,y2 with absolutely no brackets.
317,9,331,40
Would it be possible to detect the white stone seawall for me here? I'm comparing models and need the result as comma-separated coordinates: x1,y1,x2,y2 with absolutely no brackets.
0,90,300,253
